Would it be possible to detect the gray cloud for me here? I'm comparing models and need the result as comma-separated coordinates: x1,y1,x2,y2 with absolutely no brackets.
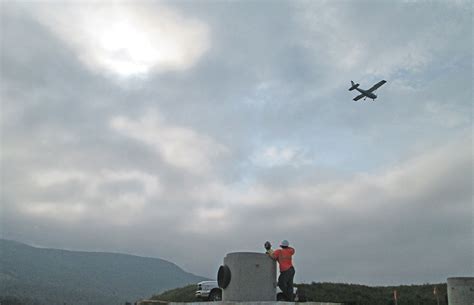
1,1,472,285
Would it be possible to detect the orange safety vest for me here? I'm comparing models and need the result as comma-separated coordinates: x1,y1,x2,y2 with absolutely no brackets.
272,247,295,272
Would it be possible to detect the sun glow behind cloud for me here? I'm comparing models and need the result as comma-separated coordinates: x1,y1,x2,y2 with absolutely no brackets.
30,3,210,77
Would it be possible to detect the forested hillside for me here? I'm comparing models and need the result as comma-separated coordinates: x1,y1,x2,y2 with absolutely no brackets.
0,239,207,305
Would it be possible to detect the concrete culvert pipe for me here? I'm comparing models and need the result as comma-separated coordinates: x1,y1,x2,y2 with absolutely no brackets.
447,277,474,305
219,252,277,302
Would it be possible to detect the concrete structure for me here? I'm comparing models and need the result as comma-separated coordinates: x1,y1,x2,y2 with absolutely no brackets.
219,252,277,302
164,302,344,305
447,277,474,305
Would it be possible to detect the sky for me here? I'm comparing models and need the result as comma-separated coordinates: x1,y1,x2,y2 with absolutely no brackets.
0,0,472,286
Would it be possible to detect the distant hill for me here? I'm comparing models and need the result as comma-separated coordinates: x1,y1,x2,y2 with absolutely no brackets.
152,282,448,305
0,239,207,305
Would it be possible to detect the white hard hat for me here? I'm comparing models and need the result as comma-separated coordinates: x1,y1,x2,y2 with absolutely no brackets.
280,240,289,247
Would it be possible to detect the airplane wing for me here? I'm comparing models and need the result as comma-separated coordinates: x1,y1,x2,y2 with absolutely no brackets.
353,94,365,101
367,80,387,92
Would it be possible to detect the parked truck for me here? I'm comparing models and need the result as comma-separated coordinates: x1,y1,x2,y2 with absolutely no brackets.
195,281,223,301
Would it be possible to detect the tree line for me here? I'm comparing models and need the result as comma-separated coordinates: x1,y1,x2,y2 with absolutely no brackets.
151,282,447,305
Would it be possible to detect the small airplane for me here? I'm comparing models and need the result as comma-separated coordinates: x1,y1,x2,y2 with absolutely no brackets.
349,80,387,101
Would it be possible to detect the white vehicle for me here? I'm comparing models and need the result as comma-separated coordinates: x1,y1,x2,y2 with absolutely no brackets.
195,281,222,301
195,280,301,302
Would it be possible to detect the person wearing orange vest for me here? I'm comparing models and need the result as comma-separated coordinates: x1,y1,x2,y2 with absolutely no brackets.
265,240,296,301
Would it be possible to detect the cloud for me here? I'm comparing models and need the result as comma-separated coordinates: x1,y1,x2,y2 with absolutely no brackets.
251,145,310,168
27,2,210,77
210,137,472,284
110,110,229,175
21,169,162,225
1,0,471,285
33,169,161,198
4,135,470,283
23,201,86,220
294,0,471,83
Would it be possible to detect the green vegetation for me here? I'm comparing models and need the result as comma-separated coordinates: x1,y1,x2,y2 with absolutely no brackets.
152,282,447,305
151,284,199,302
297,282,447,305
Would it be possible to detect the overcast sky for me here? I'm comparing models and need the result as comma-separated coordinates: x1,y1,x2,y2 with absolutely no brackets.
1,0,472,286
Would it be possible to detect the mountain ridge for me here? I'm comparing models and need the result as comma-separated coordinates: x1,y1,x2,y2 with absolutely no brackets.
0,239,207,305
1,239,181,263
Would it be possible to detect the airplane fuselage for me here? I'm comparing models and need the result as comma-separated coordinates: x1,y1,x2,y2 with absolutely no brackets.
349,80,386,101
355,88,377,99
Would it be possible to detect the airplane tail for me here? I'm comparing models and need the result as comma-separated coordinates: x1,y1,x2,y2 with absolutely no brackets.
349,80,359,91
